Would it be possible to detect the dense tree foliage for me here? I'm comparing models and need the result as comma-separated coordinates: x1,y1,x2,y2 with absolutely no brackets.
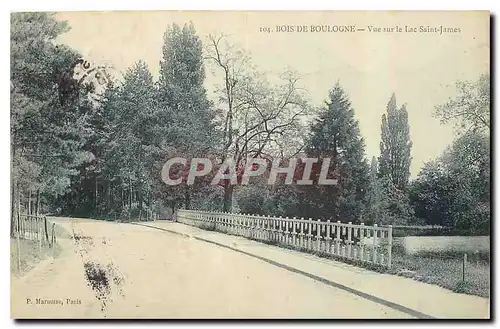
409,74,491,234
11,13,96,235
409,132,490,233
10,14,490,235
434,74,490,136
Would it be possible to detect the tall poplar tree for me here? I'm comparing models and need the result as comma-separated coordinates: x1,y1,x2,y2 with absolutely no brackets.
378,93,412,190
157,22,216,210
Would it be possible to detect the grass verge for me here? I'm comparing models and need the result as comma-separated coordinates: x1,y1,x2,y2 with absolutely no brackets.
10,238,63,276
10,221,70,277
391,251,489,298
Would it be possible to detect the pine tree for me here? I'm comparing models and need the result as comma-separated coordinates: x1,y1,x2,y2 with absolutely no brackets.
302,83,369,223
99,61,158,219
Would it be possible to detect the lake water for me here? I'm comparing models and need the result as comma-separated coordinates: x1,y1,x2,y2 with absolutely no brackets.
362,235,490,254
395,236,490,254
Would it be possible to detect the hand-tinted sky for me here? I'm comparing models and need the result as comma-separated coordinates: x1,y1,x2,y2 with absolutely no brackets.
55,11,490,177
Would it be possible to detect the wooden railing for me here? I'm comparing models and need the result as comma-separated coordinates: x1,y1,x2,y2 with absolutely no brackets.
177,209,393,269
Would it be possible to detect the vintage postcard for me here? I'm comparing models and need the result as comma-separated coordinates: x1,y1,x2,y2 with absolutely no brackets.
10,11,490,319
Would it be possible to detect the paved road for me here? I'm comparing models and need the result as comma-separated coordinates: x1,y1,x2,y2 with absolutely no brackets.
11,219,490,319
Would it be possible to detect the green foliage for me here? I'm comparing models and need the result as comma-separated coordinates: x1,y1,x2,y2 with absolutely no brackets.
235,185,268,215
59,60,162,219
11,12,94,222
418,74,492,234
434,73,490,136
158,22,216,154
371,94,414,225
10,14,490,238
378,93,412,190
364,157,383,224
409,132,490,234
297,83,369,223
155,23,217,211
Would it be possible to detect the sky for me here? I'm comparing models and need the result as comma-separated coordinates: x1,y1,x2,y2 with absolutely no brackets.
55,11,490,177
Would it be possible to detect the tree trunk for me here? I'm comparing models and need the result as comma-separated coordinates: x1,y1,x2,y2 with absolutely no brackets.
10,133,17,238
172,203,177,221
18,196,21,237
184,185,191,210
28,190,32,215
138,188,143,211
223,182,233,212
10,178,16,238
128,176,132,209
95,177,98,214
76,190,80,214
110,185,114,210
128,178,132,221
106,183,111,214
36,189,40,216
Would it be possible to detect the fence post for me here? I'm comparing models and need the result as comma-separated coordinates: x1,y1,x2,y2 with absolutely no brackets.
359,223,365,261
258,216,262,240
285,218,289,244
299,219,304,248
325,220,332,254
44,216,49,245
18,200,22,238
271,216,275,242
373,224,378,264
347,222,352,259
16,225,21,272
307,218,313,250
336,221,341,256
387,225,393,269
240,214,244,236
38,217,42,252
249,215,254,238
253,215,258,239
316,220,321,251
463,253,467,282
264,215,269,241
52,223,56,245
277,218,282,243
28,190,31,216
249,215,253,238
244,214,249,237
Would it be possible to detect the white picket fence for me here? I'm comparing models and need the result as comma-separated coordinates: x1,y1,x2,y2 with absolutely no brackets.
177,209,393,269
